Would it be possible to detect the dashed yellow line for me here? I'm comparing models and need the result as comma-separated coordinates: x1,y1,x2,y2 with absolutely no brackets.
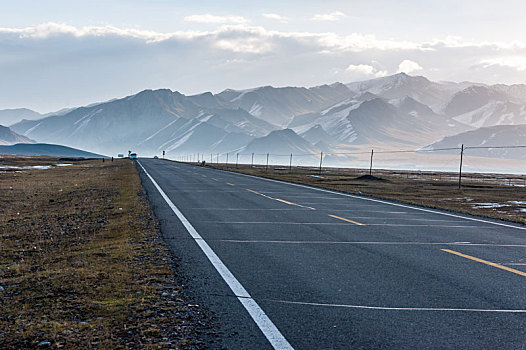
202,175,207,178
275,198,298,206
442,249,526,277
226,182,235,186
246,189,315,210
328,214,366,226
211,178,219,181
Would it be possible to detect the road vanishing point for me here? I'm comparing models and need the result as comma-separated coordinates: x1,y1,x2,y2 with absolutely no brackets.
137,158,526,349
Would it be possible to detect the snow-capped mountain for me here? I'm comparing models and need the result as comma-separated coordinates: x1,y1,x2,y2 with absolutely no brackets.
422,124,526,160
0,125,34,145
346,73,464,108
299,124,334,145
451,101,526,129
216,83,352,127
6,73,526,161
241,129,320,155
442,85,511,117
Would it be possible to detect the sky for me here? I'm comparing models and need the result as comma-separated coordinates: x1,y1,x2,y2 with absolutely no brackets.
2,0,526,112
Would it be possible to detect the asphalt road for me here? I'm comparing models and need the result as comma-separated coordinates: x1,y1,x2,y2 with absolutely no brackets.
137,158,526,349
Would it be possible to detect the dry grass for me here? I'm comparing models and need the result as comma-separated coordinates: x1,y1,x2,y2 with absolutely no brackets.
0,158,206,349
203,163,526,224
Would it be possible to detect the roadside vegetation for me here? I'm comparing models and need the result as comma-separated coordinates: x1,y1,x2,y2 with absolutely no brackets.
203,163,526,224
0,157,207,348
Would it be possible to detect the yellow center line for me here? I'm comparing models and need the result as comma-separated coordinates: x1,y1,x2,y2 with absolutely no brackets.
328,214,366,226
246,190,315,210
442,249,526,277
226,182,235,186
275,198,298,206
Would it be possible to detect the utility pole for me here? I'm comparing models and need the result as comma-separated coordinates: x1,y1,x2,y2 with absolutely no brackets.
319,152,323,175
266,153,269,170
217,153,219,164
289,153,293,173
226,153,229,168
251,153,254,168
236,153,239,168
458,144,464,189
369,149,374,176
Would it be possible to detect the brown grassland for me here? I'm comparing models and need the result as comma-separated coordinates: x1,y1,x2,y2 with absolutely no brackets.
204,163,526,224
0,157,206,349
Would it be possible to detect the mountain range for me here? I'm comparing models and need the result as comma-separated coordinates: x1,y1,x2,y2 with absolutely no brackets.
0,125,34,145
4,73,526,163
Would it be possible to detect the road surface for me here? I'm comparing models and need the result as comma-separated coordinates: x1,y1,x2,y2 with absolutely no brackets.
137,158,526,349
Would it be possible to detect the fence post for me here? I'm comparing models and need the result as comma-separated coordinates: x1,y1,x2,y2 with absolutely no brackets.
266,153,269,170
369,149,374,176
319,152,323,175
289,153,293,173
251,153,254,168
458,144,464,189
236,153,239,168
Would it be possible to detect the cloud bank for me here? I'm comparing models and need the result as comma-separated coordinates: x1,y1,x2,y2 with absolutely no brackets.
2,22,526,111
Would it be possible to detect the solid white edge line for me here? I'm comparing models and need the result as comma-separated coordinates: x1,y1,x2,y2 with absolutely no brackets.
196,164,526,231
268,299,526,313
137,161,294,350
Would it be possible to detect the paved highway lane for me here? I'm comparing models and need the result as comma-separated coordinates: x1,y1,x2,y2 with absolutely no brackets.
137,159,526,349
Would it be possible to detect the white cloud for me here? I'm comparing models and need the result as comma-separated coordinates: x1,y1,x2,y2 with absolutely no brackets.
0,22,205,43
346,64,375,75
184,14,248,24
4,22,526,110
346,64,388,77
262,13,289,23
0,22,422,53
480,56,526,71
397,59,423,74
312,11,346,21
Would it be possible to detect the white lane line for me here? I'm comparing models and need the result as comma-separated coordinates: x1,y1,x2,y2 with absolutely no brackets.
266,299,526,313
138,161,293,350
214,240,526,248
219,171,526,231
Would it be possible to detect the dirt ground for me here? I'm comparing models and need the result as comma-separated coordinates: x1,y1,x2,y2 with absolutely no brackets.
0,157,210,349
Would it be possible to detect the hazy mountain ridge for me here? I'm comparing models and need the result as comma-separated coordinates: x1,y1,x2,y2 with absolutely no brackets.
0,143,104,158
7,73,526,160
0,125,34,145
0,108,42,126
422,124,526,160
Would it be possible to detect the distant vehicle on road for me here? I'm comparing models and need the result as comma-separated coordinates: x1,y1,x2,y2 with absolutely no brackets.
153,156,159,159
130,153,137,159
